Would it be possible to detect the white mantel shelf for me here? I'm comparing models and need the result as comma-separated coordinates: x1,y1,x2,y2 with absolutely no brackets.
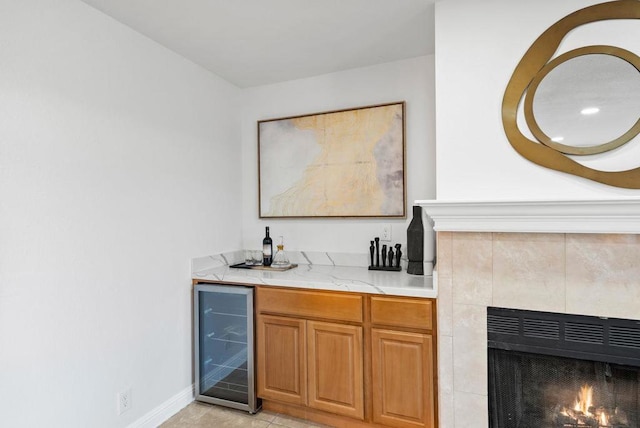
415,199,640,234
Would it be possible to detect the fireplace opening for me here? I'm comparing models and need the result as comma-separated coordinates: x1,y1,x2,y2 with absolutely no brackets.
488,307,640,428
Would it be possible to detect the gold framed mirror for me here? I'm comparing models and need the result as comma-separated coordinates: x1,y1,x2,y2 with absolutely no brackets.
502,0,640,189
524,45,640,156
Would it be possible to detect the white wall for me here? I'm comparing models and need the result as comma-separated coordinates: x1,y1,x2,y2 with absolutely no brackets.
0,1,241,426
435,0,640,200
240,56,436,260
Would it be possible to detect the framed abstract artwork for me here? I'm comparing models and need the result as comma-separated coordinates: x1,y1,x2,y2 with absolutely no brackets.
258,102,406,218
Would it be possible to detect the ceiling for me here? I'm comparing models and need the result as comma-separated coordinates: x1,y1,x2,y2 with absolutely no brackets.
80,0,435,88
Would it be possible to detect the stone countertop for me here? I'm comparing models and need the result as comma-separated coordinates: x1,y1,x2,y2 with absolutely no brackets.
191,251,436,299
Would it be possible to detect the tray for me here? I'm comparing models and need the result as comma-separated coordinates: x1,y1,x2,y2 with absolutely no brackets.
368,266,402,272
230,262,298,272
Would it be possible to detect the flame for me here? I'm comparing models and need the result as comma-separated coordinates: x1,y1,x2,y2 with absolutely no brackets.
557,385,616,427
576,384,594,416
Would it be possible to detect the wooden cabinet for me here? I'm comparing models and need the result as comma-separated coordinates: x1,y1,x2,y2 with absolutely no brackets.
307,321,364,419
257,315,307,405
370,296,436,428
256,286,436,428
256,288,365,420
371,329,434,428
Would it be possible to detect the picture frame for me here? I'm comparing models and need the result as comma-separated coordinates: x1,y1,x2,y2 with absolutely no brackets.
258,102,406,218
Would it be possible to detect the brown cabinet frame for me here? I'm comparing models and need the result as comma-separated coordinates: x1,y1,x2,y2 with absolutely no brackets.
254,285,438,428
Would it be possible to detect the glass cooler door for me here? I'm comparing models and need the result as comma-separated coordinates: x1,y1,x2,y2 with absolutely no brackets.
194,284,259,413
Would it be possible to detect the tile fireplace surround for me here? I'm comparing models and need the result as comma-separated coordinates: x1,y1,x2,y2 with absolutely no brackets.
417,199,640,428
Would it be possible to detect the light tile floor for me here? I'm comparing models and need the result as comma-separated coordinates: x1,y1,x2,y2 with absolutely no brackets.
160,401,333,428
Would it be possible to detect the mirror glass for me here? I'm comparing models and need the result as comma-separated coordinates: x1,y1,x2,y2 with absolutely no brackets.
531,53,640,149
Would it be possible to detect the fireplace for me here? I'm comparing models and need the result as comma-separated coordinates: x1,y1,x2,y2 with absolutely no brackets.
417,199,640,428
488,307,640,428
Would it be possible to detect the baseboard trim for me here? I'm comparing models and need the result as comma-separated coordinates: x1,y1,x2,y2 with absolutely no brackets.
128,384,195,428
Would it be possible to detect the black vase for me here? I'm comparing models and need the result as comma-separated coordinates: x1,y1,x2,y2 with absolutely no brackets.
407,205,424,275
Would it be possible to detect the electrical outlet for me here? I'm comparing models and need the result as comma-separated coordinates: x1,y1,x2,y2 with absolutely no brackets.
117,388,132,415
381,224,392,241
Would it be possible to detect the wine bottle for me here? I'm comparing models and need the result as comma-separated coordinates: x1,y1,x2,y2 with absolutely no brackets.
262,226,273,266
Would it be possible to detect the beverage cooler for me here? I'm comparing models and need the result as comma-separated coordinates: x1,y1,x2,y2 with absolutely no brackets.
194,283,260,413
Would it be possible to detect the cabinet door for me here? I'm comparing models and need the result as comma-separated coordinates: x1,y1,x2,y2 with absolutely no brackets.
307,321,364,420
371,329,434,428
257,315,307,405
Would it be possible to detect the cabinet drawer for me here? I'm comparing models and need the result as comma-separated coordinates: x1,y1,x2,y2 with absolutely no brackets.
370,296,433,330
257,287,363,323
